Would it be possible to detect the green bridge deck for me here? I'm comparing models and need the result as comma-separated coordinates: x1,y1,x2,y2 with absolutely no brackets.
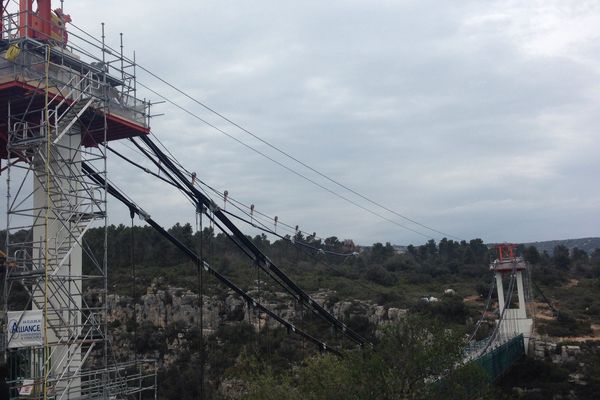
473,334,525,381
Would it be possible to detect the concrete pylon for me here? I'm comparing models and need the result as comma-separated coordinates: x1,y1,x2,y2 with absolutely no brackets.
492,244,534,353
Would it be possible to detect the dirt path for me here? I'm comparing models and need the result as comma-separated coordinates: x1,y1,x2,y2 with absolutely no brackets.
464,295,481,303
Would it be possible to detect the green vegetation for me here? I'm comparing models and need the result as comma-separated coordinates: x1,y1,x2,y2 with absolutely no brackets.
497,345,600,400
82,225,498,305
537,312,592,337
72,225,600,398
242,316,494,400
4,225,600,398
498,357,572,398
81,225,600,336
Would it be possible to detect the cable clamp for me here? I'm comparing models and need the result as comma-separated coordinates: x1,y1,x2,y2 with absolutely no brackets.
138,209,151,221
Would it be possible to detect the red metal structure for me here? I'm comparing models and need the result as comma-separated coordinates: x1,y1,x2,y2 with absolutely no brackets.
492,243,526,272
0,0,150,168
18,0,70,43
496,243,516,262
1,2,157,397
19,0,51,40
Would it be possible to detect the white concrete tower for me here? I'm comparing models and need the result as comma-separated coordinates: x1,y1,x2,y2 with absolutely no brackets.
1,1,155,397
491,244,534,352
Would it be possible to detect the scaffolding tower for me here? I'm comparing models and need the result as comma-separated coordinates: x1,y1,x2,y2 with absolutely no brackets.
1,1,157,398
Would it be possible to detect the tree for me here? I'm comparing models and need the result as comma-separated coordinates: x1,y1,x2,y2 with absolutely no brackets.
425,239,438,257
324,236,341,250
438,238,458,260
371,242,395,263
523,245,540,265
591,249,600,281
243,316,493,400
552,245,570,271
365,264,396,286
468,239,488,264
407,244,417,257
571,247,588,263
591,248,600,265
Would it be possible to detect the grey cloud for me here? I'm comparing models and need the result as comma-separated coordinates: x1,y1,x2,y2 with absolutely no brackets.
53,0,600,245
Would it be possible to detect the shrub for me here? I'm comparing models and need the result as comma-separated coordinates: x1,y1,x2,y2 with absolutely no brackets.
364,264,396,286
537,313,591,337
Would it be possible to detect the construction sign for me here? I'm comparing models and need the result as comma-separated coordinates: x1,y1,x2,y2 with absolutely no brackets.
6,310,44,348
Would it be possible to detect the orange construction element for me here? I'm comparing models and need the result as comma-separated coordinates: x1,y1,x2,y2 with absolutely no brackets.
491,243,526,272
19,0,71,45
496,243,516,262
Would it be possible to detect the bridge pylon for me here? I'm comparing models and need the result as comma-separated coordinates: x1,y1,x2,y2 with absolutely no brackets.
491,244,534,353
1,1,156,398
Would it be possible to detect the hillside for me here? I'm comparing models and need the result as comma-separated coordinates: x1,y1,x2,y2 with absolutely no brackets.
524,237,600,254
81,225,600,398
3,225,600,399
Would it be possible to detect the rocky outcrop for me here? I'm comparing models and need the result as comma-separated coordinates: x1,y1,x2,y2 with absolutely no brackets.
105,282,407,336
530,338,581,364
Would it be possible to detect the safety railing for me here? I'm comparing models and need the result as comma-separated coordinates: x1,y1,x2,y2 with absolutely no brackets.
1,6,150,129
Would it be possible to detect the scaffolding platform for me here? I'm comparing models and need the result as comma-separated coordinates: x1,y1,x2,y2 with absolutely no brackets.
1,2,157,398
0,38,150,161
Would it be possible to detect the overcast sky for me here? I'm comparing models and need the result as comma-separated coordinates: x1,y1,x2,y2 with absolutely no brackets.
19,1,600,245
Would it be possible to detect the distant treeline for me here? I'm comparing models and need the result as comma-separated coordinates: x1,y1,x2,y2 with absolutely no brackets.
3,224,599,292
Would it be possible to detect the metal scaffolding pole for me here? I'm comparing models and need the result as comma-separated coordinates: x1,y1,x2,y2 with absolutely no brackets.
1,2,156,398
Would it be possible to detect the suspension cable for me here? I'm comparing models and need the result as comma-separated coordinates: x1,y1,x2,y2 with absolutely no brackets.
197,207,205,400
532,280,559,317
221,209,358,257
481,264,518,355
66,17,458,240
137,135,369,346
62,13,438,240
112,135,365,251
128,137,348,305
255,258,261,354
121,135,367,346
468,275,496,343
135,80,434,239
82,162,341,355
130,208,137,361
108,140,359,258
